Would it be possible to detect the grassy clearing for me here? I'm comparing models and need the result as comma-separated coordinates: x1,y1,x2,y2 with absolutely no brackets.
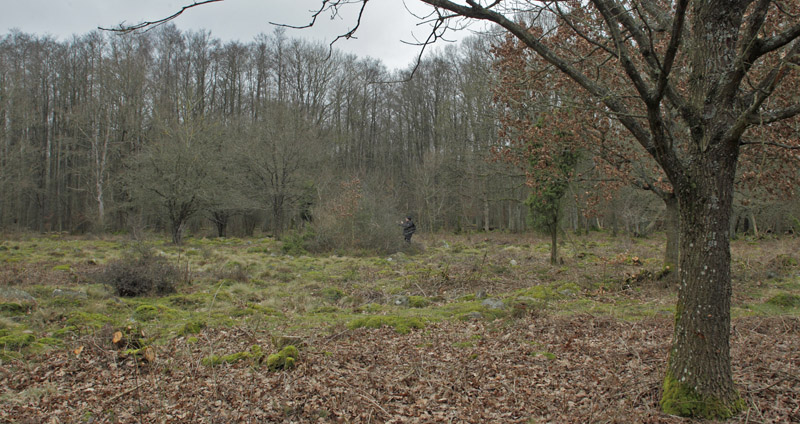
0,231,798,366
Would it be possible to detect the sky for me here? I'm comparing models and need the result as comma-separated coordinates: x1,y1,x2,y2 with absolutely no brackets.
1,0,471,70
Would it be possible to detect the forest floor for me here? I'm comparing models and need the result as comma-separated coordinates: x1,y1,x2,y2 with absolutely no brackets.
0,231,798,423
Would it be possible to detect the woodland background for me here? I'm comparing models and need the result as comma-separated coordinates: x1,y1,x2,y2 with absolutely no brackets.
0,26,797,244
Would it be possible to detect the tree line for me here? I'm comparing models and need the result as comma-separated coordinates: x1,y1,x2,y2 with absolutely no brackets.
0,25,796,244
1,27,532,241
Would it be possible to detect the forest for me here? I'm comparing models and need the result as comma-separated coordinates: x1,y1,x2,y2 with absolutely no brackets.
2,24,796,246
2,1,800,421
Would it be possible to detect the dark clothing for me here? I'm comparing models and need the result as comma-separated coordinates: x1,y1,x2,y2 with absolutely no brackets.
402,219,416,242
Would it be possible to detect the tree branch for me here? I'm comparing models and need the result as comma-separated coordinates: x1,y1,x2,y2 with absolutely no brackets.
99,0,225,33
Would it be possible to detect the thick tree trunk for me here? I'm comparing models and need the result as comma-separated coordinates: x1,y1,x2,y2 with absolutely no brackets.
661,151,743,418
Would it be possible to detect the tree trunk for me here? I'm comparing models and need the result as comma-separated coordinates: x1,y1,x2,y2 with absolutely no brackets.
661,151,743,418
749,211,759,238
483,190,490,232
663,195,679,280
170,220,184,245
549,215,558,265
212,211,229,238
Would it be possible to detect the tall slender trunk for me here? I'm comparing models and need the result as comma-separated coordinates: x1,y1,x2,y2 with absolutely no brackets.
549,215,558,265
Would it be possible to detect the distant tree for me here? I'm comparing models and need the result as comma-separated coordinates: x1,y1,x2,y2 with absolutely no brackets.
128,113,221,244
239,103,319,237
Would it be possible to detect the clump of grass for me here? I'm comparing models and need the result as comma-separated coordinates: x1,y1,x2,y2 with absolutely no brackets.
766,293,800,308
320,287,345,302
408,296,431,308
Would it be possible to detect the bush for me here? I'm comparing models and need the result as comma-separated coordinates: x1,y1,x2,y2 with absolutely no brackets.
307,177,406,255
100,248,179,297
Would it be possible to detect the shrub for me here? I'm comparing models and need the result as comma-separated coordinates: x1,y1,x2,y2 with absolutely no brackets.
307,178,406,255
281,230,313,256
100,248,179,297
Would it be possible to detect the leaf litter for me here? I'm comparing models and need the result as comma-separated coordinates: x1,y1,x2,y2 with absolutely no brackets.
1,315,797,423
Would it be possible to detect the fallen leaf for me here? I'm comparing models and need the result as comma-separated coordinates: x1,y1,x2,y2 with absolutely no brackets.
143,346,156,363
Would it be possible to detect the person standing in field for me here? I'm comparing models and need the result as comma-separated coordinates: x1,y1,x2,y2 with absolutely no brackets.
400,215,416,243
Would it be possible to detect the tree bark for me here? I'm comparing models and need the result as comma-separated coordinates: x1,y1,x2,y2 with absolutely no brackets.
663,195,679,279
662,148,742,418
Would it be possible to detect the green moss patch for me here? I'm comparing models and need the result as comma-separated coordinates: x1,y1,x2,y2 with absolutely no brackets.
660,372,745,419
266,345,299,371
408,296,431,308
0,332,36,349
347,315,426,334
0,302,30,316
202,345,264,367
178,319,206,335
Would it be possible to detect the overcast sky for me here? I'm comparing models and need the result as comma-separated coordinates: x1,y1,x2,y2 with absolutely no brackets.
1,0,471,70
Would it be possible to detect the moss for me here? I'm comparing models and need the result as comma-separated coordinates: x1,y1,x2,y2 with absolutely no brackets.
65,312,114,329
266,345,299,371
0,332,35,349
320,287,345,302
178,319,206,335
202,352,247,366
52,325,79,338
766,293,800,308
48,296,85,308
312,306,340,314
202,345,264,367
556,282,581,297
408,296,431,308
0,302,29,316
347,315,426,334
660,372,745,419
515,285,558,301
52,264,71,271
167,293,208,308
133,304,160,321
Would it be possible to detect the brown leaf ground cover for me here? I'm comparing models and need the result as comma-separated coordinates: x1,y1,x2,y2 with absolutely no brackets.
1,233,799,423
2,315,798,423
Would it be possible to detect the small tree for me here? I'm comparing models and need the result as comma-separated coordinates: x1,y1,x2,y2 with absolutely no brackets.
128,114,221,244
524,146,578,265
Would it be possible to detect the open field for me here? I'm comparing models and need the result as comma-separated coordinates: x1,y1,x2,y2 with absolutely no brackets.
1,232,799,423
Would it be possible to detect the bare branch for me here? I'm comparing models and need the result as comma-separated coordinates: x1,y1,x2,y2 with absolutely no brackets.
99,0,225,33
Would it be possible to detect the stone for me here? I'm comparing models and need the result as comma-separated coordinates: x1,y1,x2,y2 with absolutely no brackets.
0,288,35,302
481,298,505,310
392,295,410,307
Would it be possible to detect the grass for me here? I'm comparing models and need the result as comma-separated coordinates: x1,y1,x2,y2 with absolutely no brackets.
0,231,798,365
